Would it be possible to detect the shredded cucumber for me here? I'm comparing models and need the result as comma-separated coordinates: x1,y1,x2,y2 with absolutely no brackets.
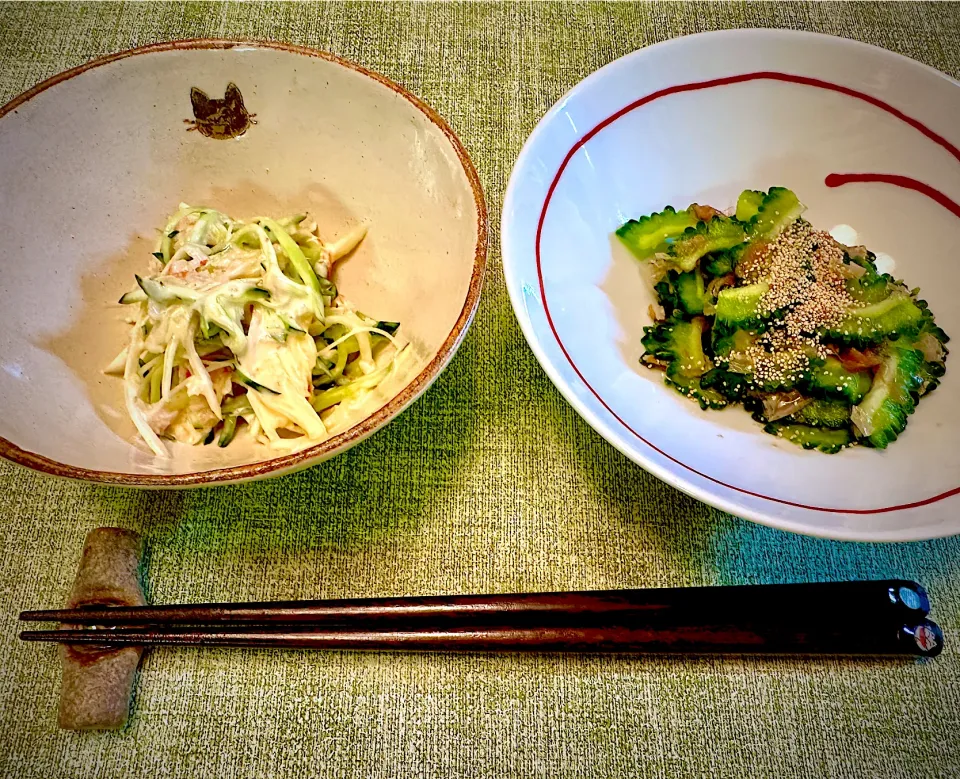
110,205,403,453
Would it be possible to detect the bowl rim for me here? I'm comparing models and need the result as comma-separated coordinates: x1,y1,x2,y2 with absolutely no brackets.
0,38,488,487
501,28,960,541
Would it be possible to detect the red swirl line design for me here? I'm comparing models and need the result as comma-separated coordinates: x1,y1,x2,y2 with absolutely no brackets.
826,173,960,220
535,71,959,514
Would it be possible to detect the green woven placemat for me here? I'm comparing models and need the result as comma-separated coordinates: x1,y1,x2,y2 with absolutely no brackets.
1,3,958,778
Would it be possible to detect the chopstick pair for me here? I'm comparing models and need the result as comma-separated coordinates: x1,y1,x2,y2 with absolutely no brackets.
19,580,944,657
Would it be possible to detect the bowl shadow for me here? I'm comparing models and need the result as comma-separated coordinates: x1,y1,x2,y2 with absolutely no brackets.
70,296,482,601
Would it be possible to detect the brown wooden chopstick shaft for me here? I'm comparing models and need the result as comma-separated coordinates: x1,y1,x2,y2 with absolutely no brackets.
19,580,930,629
19,619,943,656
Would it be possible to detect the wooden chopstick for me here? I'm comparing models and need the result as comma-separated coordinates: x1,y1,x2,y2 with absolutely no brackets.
18,620,944,656
19,580,931,629
18,581,943,656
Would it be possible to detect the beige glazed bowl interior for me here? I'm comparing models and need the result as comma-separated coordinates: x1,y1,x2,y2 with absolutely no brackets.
0,40,486,486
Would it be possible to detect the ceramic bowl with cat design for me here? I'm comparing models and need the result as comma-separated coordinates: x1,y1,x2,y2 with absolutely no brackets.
0,40,487,486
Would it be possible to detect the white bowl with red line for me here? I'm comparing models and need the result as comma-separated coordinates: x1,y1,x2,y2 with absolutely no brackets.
502,29,960,541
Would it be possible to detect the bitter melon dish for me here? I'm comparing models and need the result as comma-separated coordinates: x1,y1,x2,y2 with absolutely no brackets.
616,187,949,453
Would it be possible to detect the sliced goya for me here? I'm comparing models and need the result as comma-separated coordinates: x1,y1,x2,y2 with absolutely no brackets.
845,271,896,305
735,189,766,222
675,269,708,315
699,367,749,401
662,217,747,272
641,317,712,378
747,187,806,239
715,283,769,327
702,252,735,278
851,345,926,448
788,398,852,429
823,295,925,347
641,316,726,409
763,423,852,454
800,357,873,404
667,374,729,410
616,206,699,261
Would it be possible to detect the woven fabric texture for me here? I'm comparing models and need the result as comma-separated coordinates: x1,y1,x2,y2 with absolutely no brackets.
0,3,958,778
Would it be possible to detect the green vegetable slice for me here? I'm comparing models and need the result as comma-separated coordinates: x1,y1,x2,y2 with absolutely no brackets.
663,217,746,273
615,206,699,261
260,217,321,293
675,270,708,316
715,283,768,328
746,187,806,239
233,368,280,395
800,358,873,404
851,345,926,448
764,423,851,453
823,295,925,347
735,190,765,222
788,398,852,429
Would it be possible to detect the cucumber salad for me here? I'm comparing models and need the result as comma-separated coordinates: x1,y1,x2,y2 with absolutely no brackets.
107,204,406,457
617,187,949,453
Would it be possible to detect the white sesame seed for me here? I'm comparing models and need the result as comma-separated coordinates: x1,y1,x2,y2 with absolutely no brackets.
736,222,858,384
